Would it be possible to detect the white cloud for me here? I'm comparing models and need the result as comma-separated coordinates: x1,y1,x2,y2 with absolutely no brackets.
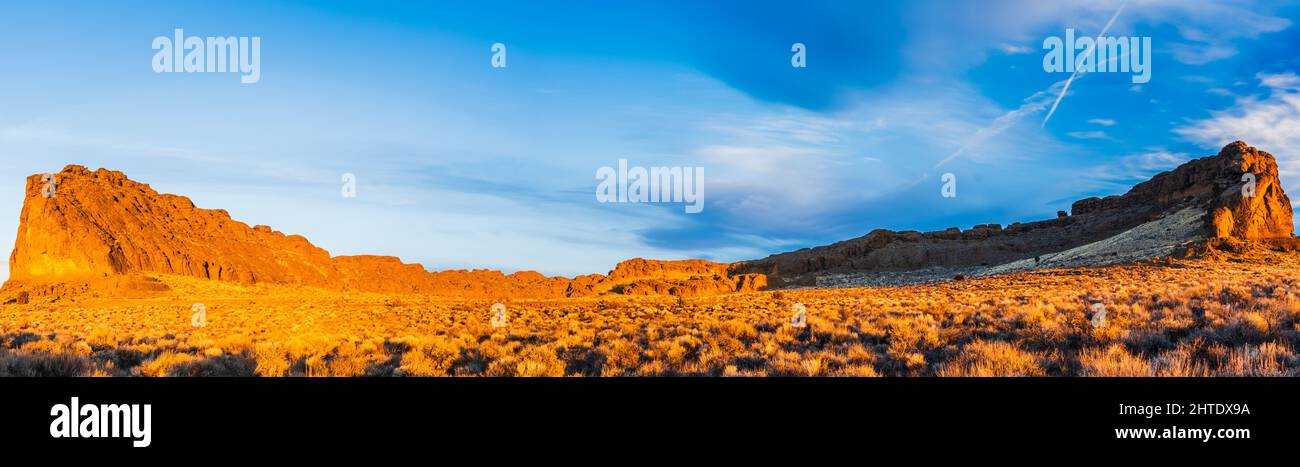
997,43,1034,54
686,74,1078,234
1176,72,1300,194
937,79,1066,167
1067,130,1112,140
1170,43,1238,65
1259,73,1300,89
1124,151,1188,171
903,0,1291,72
692,105,909,229
1083,150,1191,189
1207,87,1234,97
1087,118,1116,126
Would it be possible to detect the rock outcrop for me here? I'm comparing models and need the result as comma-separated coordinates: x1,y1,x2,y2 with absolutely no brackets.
567,259,766,297
5,141,1291,298
3,165,762,299
8,166,339,287
1069,141,1292,240
733,141,1294,286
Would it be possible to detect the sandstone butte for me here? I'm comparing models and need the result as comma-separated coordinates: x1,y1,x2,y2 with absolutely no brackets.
731,141,1294,286
2,166,765,300
1,141,1294,301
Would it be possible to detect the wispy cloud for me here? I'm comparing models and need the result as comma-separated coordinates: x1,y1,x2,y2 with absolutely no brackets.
1177,72,1300,193
1083,150,1191,191
937,79,1065,168
906,0,1291,67
1066,130,1113,140
1041,1,1127,128
997,43,1034,54
1169,43,1237,65
4,0,1299,279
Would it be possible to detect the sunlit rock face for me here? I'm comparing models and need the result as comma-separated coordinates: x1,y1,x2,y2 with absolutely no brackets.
734,141,1294,286
4,166,761,298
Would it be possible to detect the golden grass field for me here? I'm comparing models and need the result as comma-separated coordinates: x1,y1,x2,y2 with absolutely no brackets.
2,247,1298,377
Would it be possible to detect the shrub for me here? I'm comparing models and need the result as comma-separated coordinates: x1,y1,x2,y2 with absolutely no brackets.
1078,345,1152,377
938,340,1045,377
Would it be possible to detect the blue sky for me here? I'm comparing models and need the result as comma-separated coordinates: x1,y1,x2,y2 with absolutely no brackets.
2,0,1300,280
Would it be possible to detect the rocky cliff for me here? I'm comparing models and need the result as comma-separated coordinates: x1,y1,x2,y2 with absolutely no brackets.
3,165,764,299
4,141,1291,298
732,141,1294,286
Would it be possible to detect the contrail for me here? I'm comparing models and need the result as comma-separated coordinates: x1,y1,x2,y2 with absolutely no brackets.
1041,1,1127,127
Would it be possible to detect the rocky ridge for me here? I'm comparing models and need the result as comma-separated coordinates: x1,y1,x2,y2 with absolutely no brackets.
2,166,763,300
2,141,1293,300
731,141,1294,287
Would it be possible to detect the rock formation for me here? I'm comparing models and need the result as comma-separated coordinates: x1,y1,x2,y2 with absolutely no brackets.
8,166,338,287
3,165,763,299
732,141,1294,286
3,141,1291,298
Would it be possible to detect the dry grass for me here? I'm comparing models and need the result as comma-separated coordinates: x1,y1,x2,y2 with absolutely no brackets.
937,340,1046,376
2,250,1299,377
